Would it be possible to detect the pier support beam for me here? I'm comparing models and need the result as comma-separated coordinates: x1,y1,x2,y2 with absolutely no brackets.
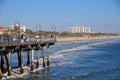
7,52,12,76
42,48,46,68
5,53,8,68
1,54,7,73
47,45,50,66
17,51,21,67
27,50,30,66
36,49,40,68
31,49,34,71
20,50,24,74
0,56,3,78
0,68,2,78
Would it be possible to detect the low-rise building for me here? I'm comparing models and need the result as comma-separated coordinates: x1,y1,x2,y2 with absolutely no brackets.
0,26,8,34
11,23,26,32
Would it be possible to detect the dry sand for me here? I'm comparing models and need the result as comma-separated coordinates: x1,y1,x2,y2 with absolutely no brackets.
56,36,120,42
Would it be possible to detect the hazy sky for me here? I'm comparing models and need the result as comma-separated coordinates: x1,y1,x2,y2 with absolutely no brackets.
0,0,120,33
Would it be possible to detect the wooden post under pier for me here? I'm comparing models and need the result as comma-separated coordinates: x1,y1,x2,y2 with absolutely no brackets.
42,47,46,67
27,50,30,66
0,68,2,78
47,45,50,66
5,53,8,68
0,56,3,78
36,49,40,68
1,54,7,73
31,48,34,71
17,50,21,67
20,50,24,74
7,52,12,76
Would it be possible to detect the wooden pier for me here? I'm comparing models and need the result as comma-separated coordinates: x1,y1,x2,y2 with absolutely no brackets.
0,39,56,77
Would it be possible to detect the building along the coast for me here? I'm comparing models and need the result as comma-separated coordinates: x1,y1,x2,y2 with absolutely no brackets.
0,26,8,34
70,26,90,33
11,23,26,32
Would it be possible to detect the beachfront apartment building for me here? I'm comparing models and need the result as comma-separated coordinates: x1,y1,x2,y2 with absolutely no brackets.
84,27,90,33
70,26,90,33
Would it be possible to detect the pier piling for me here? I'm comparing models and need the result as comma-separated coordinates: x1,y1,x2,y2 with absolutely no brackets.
17,50,21,67
36,49,40,68
47,45,50,66
0,56,3,78
42,48,46,67
1,54,7,73
5,53,9,68
0,68,2,78
7,52,12,76
27,50,30,66
20,50,24,73
31,49,34,71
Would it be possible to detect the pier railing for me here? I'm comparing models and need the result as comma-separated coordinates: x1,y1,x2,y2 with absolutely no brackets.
0,37,56,47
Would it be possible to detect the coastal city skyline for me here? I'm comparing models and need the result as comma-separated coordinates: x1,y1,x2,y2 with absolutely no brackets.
0,0,120,33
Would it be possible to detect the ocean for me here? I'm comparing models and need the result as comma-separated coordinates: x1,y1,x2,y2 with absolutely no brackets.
3,39,120,80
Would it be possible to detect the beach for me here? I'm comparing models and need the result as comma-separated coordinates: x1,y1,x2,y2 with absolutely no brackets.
56,35,120,42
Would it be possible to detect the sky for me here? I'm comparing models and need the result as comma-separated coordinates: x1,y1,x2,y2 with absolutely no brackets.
0,0,120,33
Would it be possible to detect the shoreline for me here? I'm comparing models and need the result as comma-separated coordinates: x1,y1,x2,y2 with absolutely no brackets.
56,36,120,42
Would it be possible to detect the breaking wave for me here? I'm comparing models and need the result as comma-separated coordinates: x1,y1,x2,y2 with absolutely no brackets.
53,40,114,55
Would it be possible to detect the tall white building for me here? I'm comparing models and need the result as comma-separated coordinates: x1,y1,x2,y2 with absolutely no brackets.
84,27,90,33
70,26,90,33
